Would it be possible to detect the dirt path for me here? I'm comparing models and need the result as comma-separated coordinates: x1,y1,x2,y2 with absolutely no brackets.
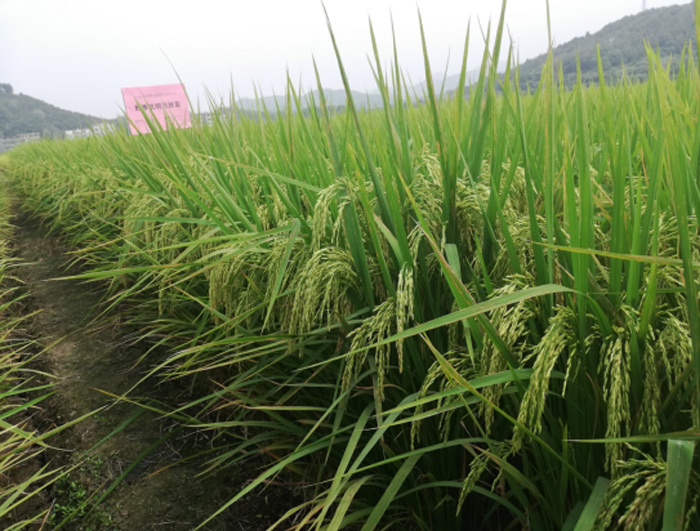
11,211,284,530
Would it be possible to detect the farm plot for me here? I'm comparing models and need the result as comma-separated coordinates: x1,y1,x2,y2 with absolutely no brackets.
4,10,700,530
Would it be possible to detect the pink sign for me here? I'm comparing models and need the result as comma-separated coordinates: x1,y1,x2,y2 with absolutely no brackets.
121,83,190,134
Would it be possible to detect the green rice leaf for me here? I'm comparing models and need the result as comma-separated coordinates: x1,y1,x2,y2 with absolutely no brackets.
662,439,696,531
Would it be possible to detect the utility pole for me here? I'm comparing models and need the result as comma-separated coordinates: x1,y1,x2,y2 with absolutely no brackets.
642,0,647,10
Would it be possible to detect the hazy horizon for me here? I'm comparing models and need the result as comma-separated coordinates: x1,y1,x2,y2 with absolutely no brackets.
1,0,689,119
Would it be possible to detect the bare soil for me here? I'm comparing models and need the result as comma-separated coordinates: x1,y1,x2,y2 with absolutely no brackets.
10,210,297,530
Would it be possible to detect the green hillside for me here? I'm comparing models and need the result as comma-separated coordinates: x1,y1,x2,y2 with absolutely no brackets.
518,2,696,88
0,83,103,138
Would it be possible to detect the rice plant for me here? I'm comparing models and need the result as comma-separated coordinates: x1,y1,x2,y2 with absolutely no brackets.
4,1,700,529
0,168,73,529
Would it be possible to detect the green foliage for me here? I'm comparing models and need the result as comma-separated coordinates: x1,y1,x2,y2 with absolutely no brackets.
0,178,65,528
51,476,89,523
5,2,700,529
518,3,697,89
0,87,103,138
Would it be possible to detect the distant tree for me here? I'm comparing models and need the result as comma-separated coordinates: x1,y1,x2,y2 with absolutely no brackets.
0,88,103,137
42,125,61,138
516,3,695,90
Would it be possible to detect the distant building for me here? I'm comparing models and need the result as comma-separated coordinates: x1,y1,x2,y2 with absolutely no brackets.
17,132,40,142
64,123,117,139
198,112,213,127
0,132,40,153
64,128,93,140
92,122,116,137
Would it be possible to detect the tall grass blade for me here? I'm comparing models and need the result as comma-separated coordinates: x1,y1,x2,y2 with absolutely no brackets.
662,439,695,531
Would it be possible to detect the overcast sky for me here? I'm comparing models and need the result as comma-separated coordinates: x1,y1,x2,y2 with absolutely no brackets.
0,0,688,119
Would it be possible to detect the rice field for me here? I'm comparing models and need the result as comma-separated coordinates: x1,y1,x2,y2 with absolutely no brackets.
3,3,700,529
0,169,80,529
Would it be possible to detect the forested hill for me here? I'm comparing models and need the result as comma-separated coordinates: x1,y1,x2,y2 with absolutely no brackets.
517,2,696,89
0,83,103,138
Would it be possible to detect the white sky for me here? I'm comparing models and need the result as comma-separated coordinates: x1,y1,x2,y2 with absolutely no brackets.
0,0,688,118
